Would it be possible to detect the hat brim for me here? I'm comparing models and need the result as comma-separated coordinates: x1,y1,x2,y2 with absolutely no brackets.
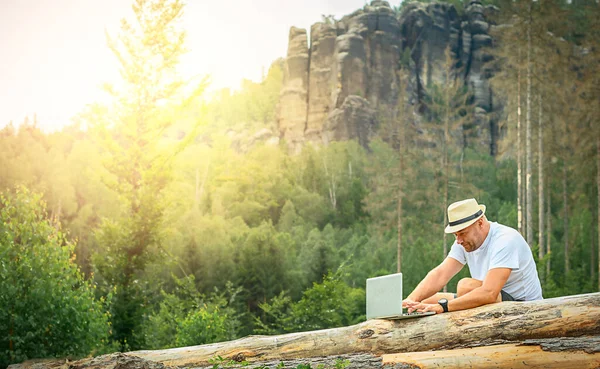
444,205,486,234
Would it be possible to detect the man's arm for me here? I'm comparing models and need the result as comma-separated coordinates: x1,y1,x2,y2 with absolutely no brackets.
403,257,463,306
415,267,511,313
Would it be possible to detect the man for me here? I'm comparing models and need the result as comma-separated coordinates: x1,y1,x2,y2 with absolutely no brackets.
403,198,543,314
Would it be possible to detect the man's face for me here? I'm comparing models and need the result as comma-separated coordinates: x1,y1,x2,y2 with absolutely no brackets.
453,219,484,252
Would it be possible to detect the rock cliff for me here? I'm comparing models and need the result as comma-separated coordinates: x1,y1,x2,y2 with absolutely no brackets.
277,0,500,154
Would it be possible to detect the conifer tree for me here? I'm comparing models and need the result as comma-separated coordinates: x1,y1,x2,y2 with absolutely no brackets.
367,69,413,273
422,47,474,266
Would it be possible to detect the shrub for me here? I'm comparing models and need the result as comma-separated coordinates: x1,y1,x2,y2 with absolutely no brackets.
0,187,111,367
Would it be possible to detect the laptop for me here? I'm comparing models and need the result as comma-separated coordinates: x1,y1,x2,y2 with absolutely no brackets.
366,273,436,320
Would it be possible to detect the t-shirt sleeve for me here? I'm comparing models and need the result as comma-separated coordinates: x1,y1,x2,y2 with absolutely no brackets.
489,235,520,270
448,242,466,265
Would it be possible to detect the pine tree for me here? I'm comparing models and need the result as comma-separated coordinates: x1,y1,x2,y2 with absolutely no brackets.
421,47,474,267
365,68,416,274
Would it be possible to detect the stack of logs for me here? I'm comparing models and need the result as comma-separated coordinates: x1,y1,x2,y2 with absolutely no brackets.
9,293,600,369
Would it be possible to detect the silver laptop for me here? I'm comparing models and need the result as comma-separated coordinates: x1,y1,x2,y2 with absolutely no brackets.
366,273,435,320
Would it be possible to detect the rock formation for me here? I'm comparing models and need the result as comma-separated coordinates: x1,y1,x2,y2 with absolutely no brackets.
278,27,310,152
277,0,500,154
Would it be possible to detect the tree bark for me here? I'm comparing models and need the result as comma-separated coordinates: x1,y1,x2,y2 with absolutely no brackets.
10,294,600,369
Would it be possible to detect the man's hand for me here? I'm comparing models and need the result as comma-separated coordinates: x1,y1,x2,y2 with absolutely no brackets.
412,302,444,314
402,298,420,313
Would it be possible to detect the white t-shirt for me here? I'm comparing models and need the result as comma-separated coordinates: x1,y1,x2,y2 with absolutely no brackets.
448,222,543,301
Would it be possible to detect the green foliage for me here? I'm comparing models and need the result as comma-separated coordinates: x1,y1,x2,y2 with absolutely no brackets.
209,355,248,369
176,305,229,347
289,271,365,331
141,290,187,349
234,222,287,319
207,60,283,132
141,276,241,349
0,187,112,367
255,271,365,335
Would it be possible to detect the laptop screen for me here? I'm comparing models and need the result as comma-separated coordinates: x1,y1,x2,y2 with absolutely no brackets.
366,273,403,319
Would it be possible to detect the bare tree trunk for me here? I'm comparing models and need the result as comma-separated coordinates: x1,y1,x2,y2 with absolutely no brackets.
397,179,403,274
526,5,533,247
195,161,210,211
442,73,450,293
591,225,595,280
396,71,407,274
442,151,448,293
517,51,524,236
563,159,569,275
443,119,449,264
323,160,336,210
538,97,544,275
547,187,552,278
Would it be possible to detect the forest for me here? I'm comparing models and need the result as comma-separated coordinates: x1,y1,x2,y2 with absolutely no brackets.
1,0,599,366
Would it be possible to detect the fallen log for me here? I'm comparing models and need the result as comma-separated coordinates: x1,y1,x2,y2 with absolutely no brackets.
11,339,600,369
8,353,384,369
128,293,600,367
382,337,600,369
9,293,600,369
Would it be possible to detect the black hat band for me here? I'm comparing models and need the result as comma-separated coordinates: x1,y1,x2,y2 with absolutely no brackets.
448,209,483,227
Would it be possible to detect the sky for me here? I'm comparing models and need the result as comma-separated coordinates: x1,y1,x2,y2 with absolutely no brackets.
0,0,401,132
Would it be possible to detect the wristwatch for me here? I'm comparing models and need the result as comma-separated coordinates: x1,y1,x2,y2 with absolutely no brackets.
438,298,449,313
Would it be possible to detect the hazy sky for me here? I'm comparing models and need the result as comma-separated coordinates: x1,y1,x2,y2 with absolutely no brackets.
0,0,400,132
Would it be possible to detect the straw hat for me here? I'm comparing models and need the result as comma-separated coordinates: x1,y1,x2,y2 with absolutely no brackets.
444,198,486,234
